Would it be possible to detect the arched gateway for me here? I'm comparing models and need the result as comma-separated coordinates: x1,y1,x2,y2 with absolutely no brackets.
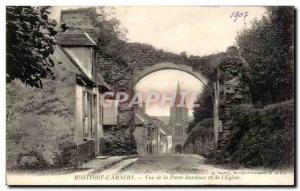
132,62,215,154
133,62,208,86
131,49,250,153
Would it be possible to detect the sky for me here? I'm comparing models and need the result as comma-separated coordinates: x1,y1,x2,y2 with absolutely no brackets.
113,6,265,116
135,70,204,116
50,6,266,117
114,6,266,56
51,6,266,56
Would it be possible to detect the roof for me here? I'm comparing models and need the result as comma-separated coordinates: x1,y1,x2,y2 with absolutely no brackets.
134,110,171,135
56,32,97,47
159,128,168,136
135,110,153,125
55,32,111,91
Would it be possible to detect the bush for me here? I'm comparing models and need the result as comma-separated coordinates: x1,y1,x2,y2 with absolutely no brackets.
211,100,294,168
184,118,214,155
185,118,214,146
6,113,73,170
102,129,137,156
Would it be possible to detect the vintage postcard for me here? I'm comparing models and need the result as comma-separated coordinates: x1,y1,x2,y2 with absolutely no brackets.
6,6,295,186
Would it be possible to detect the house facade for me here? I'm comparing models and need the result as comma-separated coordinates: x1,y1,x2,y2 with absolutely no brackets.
133,107,170,155
6,29,117,169
54,32,117,166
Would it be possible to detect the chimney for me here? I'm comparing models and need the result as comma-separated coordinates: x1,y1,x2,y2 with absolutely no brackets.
60,7,98,41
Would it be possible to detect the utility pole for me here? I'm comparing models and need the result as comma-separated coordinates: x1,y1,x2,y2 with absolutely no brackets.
157,126,159,155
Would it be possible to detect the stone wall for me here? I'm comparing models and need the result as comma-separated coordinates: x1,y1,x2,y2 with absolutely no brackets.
61,8,97,30
216,47,251,147
60,140,95,167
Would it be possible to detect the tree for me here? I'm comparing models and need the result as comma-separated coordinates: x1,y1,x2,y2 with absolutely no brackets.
6,6,57,88
236,7,294,105
94,7,127,58
188,85,214,133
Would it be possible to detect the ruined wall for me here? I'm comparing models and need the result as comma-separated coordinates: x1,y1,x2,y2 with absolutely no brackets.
217,47,251,147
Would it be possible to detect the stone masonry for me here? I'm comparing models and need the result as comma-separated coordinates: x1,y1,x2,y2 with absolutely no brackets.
216,47,251,148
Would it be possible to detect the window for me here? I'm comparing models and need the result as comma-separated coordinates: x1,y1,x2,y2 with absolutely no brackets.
92,93,97,136
175,125,182,136
83,91,94,140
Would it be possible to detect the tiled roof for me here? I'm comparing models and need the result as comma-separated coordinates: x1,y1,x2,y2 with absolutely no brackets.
56,32,97,46
135,110,170,135
135,110,152,125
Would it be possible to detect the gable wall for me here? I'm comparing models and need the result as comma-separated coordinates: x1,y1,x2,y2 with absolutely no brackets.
64,47,94,79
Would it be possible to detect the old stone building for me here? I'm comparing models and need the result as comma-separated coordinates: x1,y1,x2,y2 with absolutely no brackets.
6,8,120,169
55,32,118,165
133,106,170,155
133,82,192,155
168,82,190,153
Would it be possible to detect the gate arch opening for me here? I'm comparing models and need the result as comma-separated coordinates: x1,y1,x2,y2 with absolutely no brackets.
132,62,219,154
133,62,208,87
134,69,205,116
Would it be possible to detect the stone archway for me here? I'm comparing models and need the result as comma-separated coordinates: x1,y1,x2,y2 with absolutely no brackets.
131,61,232,150
133,62,208,86
132,62,217,151
175,144,183,154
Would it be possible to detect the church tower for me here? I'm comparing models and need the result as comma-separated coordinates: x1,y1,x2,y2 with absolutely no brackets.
170,82,189,125
169,81,189,153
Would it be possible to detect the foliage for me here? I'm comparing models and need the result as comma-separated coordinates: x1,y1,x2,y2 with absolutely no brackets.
236,7,294,105
102,129,137,156
188,84,214,133
90,7,131,90
6,58,77,169
210,100,294,168
6,6,57,88
94,7,127,58
208,8,295,168
7,113,73,170
185,118,214,147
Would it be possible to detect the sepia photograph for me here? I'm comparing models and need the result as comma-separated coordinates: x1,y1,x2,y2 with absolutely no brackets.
5,5,295,186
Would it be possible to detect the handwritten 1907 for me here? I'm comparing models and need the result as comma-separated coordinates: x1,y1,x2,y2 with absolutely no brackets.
230,11,248,22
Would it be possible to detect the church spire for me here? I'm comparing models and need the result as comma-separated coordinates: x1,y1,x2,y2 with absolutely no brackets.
175,81,182,106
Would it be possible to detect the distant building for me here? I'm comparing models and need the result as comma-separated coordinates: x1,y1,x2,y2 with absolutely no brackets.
133,105,170,155
133,82,190,155
168,82,189,153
